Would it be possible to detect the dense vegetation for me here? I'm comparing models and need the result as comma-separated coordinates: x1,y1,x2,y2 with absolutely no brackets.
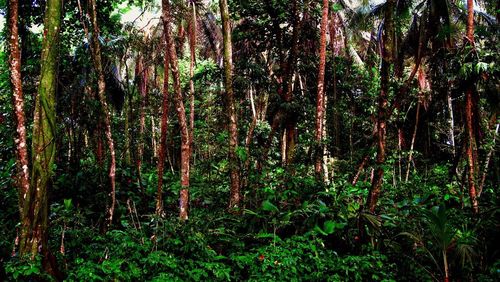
0,0,498,281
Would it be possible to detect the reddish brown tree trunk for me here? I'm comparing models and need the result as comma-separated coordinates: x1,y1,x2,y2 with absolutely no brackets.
465,0,479,214
366,0,395,213
90,0,117,226
314,0,329,177
163,0,190,220
156,37,170,216
8,0,30,211
220,0,241,209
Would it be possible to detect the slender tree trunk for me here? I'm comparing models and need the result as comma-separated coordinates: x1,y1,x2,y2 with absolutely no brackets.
163,0,190,220
406,99,421,182
19,0,61,275
330,10,341,156
465,0,479,214
366,0,395,213
220,0,241,209
136,55,148,191
283,0,300,166
8,0,30,213
479,123,499,196
156,36,171,216
314,0,329,177
447,89,455,157
90,0,117,226
189,2,197,162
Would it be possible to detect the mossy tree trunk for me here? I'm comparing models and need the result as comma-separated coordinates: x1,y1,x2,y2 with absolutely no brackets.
19,0,62,275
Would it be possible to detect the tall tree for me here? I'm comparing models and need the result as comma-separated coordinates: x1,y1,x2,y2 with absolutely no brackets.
18,0,61,274
283,0,300,166
163,0,191,220
8,0,30,214
188,1,197,160
136,54,148,190
157,36,171,216
220,0,241,209
89,0,117,226
314,0,329,177
465,0,479,214
366,0,395,213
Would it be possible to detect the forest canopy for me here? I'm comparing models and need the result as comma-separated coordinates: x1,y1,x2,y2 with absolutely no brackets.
0,0,499,281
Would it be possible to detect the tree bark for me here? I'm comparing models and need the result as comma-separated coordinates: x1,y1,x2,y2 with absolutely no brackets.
366,0,395,213
157,35,171,216
163,0,190,220
188,2,197,162
8,0,30,213
220,0,241,209
465,0,479,214
89,0,117,226
136,55,148,191
19,0,61,276
283,0,300,166
314,0,329,177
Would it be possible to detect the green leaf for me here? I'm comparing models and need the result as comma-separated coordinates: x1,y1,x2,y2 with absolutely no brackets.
323,220,335,234
332,2,343,12
64,198,73,210
262,200,279,212
314,225,328,236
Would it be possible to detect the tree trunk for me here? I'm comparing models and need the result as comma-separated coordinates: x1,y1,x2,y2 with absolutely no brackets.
157,35,171,216
314,0,329,177
189,2,197,162
366,0,395,213
465,0,479,214
136,55,148,191
90,0,117,226
163,0,190,220
8,0,30,214
220,0,241,209
19,0,61,276
283,0,300,166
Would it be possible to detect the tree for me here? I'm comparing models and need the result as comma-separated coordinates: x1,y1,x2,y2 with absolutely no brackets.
8,0,30,216
136,54,148,190
89,0,117,226
366,0,395,213
314,0,329,177
18,0,62,275
157,30,171,217
465,0,479,214
188,0,197,161
220,0,241,209
163,0,190,220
